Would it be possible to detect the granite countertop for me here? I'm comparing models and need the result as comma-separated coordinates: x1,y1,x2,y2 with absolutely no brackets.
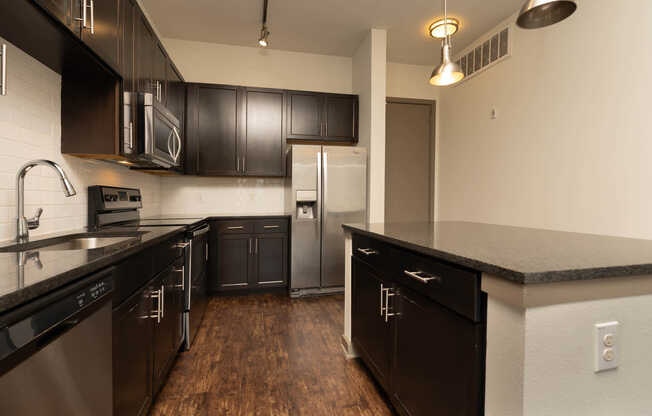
0,226,185,314
343,221,652,284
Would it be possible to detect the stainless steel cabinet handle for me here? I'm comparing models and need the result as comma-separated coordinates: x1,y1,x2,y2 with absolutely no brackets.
173,267,185,290
75,0,88,28
128,121,134,149
263,225,279,229
380,283,386,316
248,238,252,254
205,243,209,261
384,287,396,323
0,44,6,96
151,289,161,323
227,226,244,230
255,238,258,254
160,284,165,318
174,242,190,249
89,0,95,34
357,248,378,256
237,157,240,172
403,270,442,284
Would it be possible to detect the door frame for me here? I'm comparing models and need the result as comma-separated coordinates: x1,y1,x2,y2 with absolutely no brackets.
385,97,437,222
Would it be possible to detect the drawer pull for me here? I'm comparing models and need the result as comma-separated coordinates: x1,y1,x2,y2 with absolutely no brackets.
404,270,442,284
263,225,280,229
227,226,245,230
357,248,378,256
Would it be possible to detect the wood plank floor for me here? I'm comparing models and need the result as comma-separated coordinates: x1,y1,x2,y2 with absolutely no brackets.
150,293,396,416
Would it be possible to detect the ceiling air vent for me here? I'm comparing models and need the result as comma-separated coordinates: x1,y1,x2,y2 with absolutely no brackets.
453,24,512,84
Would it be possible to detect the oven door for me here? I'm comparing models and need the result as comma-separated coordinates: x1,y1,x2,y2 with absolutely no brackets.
139,93,182,168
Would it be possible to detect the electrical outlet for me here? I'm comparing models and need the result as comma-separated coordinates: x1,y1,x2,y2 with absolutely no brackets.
595,321,620,373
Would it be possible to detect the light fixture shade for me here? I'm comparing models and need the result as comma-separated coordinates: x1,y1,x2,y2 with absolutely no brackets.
429,18,459,39
429,42,464,86
516,0,577,29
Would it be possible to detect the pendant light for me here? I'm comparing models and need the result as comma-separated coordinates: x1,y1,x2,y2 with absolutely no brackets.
516,0,577,29
258,0,270,47
429,0,464,86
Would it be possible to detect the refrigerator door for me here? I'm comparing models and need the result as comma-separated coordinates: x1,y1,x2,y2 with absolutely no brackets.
321,146,367,287
290,145,322,289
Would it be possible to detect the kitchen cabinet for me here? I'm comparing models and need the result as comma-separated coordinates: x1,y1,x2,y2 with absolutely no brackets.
152,260,184,395
79,0,120,70
391,286,485,416
34,0,77,31
134,11,154,95
287,91,358,143
186,85,285,177
153,42,167,103
351,233,486,416
351,256,392,389
211,218,289,292
113,279,153,416
166,61,185,129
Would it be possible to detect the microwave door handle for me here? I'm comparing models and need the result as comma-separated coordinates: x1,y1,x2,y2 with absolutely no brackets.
167,129,174,161
172,127,182,163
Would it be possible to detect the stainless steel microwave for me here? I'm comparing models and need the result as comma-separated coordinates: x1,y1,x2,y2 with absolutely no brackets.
135,92,182,168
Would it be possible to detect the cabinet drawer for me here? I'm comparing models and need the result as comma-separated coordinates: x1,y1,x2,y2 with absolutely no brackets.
391,247,483,322
153,235,185,275
216,220,254,234
254,219,288,234
352,233,389,272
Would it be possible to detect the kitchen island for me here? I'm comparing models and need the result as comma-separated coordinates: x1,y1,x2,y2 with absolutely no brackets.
342,221,652,416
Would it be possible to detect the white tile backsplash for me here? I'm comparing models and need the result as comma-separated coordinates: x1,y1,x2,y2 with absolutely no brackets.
0,37,162,241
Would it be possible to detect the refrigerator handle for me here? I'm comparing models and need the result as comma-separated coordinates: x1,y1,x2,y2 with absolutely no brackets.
317,150,322,222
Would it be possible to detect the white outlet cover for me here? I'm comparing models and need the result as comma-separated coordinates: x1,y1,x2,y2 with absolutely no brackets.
595,321,620,373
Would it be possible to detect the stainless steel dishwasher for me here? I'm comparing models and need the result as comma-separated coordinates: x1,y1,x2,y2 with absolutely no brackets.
0,268,114,415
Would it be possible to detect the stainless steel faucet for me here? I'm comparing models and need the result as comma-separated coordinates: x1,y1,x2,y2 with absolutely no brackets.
16,159,77,242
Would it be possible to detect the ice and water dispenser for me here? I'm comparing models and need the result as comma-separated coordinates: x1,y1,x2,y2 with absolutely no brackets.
296,190,317,219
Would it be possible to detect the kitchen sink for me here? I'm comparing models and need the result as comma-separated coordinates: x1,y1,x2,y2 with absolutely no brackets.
0,231,149,253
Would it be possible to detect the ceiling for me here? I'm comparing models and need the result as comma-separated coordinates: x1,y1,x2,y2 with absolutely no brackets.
141,0,523,66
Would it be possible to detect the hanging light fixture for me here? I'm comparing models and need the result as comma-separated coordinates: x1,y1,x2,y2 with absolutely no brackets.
429,0,464,86
258,0,270,47
516,0,577,29
428,17,459,39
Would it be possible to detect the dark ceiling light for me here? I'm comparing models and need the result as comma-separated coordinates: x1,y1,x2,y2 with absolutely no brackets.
258,0,270,47
516,0,577,29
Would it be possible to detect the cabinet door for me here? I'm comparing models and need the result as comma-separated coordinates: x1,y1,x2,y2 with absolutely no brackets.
152,270,177,394
392,287,485,416
153,42,167,104
243,88,286,176
35,0,74,30
192,84,242,176
113,286,153,416
80,0,120,70
215,234,251,290
250,234,287,288
351,257,392,389
135,11,154,94
287,91,325,140
324,95,358,142
166,61,184,128
120,0,135,91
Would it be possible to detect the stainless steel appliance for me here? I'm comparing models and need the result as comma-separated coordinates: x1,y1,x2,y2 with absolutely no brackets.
87,186,209,350
135,92,182,168
0,268,113,415
285,145,367,296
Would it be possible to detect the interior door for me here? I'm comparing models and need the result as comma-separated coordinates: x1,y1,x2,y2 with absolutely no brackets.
243,88,285,176
321,146,367,287
385,99,435,223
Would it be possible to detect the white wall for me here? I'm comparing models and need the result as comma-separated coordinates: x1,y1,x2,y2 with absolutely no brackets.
162,38,353,93
159,38,356,214
437,1,652,239
0,37,161,241
386,62,439,101
353,29,387,223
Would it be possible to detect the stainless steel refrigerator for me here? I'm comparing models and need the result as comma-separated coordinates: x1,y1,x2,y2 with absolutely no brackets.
285,145,367,297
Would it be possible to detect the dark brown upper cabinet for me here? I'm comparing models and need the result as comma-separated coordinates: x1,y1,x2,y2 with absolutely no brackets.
153,42,167,103
287,91,358,144
186,84,286,177
79,0,120,71
134,11,155,95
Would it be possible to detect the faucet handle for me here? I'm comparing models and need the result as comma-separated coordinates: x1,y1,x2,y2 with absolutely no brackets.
27,208,43,230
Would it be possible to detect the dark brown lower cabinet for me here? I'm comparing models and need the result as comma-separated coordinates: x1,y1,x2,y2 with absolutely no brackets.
113,283,153,416
392,287,486,416
351,233,487,416
211,218,289,292
351,257,392,389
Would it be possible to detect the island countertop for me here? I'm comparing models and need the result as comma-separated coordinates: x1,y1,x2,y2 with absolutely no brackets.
342,221,652,284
